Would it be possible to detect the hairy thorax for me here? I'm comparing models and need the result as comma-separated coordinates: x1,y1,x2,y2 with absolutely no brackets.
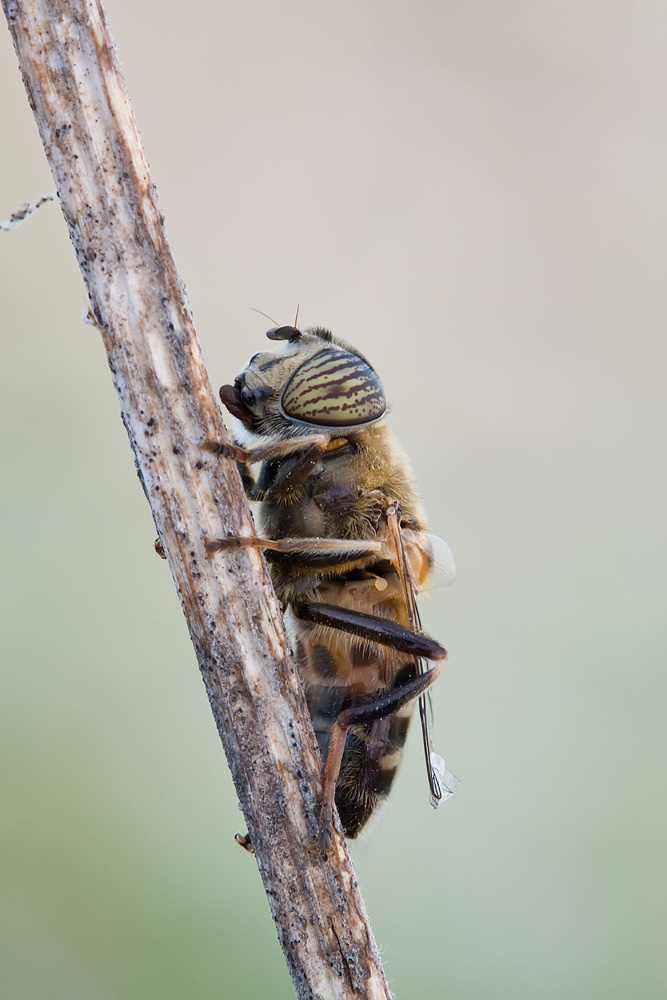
257,424,427,604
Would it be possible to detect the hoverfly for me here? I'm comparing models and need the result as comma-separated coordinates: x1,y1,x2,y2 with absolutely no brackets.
207,323,458,845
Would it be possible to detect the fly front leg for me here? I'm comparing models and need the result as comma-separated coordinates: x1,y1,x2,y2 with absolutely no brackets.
202,432,329,466
204,433,340,504
291,602,448,848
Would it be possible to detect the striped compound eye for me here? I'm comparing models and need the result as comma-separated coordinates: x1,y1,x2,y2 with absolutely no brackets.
280,348,386,427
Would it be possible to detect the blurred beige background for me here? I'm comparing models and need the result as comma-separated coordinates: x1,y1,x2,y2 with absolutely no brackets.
2,2,666,998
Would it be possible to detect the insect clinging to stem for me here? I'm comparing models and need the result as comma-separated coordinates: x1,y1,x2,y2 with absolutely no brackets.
207,320,459,845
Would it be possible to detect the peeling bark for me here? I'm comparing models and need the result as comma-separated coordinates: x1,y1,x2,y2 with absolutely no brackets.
2,2,392,997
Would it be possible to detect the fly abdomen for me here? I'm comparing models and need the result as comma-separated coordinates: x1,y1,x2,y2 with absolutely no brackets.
298,626,418,838
335,706,415,838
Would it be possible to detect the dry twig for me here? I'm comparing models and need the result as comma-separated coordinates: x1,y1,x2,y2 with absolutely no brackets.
2,1,392,997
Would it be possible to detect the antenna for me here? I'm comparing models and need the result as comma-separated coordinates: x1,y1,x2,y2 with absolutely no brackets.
249,306,280,326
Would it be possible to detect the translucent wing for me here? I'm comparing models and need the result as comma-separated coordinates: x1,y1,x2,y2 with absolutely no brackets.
424,533,456,589
429,752,461,808
383,506,460,808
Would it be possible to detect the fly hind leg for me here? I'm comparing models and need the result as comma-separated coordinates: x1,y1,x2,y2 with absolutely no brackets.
318,669,443,849
292,602,448,848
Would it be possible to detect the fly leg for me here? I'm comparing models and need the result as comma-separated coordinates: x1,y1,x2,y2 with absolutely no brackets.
318,669,444,849
204,433,349,504
297,603,448,660
292,602,448,848
206,536,383,559
202,432,329,466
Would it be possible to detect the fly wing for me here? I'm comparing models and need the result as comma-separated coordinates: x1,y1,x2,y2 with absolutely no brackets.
429,751,461,805
384,506,459,808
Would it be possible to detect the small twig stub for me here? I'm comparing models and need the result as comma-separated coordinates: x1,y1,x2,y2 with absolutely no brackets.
0,190,57,230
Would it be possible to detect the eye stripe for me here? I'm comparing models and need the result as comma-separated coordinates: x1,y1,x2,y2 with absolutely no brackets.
298,348,349,371
306,362,361,380
281,349,386,427
301,372,359,391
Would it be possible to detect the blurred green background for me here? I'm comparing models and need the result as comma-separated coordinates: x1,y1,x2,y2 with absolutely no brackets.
2,2,666,998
